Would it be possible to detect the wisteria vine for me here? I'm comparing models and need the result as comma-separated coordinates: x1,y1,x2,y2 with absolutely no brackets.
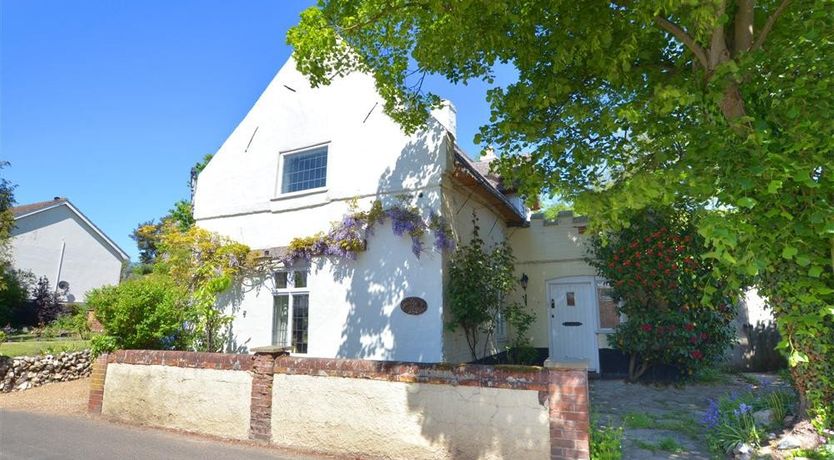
281,199,454,265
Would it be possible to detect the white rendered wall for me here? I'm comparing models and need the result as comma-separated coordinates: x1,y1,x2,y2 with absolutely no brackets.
102,363,252,439
11,206,124,302
195,58,451,362
270,374,550,460
221,215,445,363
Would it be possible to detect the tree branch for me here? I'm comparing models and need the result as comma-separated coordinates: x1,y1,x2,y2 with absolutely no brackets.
653,16,709,69
734,0,755,55
752,0,792,51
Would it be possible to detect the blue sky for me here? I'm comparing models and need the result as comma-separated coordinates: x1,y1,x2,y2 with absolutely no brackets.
1,1,514,261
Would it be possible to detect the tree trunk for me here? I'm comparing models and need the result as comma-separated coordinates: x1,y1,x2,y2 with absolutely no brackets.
628,354,650,382
720,82,747,122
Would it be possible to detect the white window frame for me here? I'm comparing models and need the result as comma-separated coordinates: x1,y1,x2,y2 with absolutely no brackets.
275,142,329,199
272,267,310,354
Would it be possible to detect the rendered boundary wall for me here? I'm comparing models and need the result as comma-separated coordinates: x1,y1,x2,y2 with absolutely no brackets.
90,350,590,459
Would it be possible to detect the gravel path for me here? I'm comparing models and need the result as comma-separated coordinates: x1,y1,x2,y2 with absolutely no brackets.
590,373,783,460
0,377,89,416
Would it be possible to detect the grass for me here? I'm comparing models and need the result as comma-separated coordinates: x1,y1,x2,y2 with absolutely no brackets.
0,339,89,357
591,416,624,460
633,437,684,453
694,367,734,385
623,411,656,429
621,410,702,441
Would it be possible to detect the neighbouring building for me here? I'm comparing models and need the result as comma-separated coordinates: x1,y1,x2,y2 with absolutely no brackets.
10,198,128,303
194,56,772,373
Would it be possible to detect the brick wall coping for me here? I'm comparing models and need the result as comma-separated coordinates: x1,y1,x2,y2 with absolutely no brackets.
273,356,559,392
107,350,253,372
104,350,589,393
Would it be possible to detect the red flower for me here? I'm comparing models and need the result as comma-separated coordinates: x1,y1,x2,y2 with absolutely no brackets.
641,323,653,332
690,335,699,344
700,332,709,341
690,350,703,360
684,323,695,331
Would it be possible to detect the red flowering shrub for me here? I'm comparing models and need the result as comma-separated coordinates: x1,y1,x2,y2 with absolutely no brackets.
589,209,738,381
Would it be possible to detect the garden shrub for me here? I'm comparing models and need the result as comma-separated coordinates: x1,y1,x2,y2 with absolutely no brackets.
31,276,65,325
588,208,738,381
86,274,189,351
446,213,534,361
0,268,35,327
41,307,92,340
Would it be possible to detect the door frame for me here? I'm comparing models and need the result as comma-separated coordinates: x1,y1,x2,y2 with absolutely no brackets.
546,275,603,372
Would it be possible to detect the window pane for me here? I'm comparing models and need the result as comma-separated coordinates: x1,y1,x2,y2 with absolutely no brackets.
291,294,309,353
598,288,619,329
274,272,288,289
281,147,327,193
273,295,289,346
566,292,576,306
294,271,307,288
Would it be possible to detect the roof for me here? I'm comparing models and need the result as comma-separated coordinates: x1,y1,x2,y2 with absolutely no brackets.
12,197,129,261
450,145,526,225
11,197,68,218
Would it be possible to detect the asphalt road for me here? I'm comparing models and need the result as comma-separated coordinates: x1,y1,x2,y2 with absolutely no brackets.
0,410,319,460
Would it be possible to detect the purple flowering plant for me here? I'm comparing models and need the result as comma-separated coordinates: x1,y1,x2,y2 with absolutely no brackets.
283,198,456,263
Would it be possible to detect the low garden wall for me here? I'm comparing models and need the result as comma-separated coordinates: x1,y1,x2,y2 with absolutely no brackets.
1,350,92,392
89,349,590,460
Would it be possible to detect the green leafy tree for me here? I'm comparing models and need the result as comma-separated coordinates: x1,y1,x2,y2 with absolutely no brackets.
289,1,833,427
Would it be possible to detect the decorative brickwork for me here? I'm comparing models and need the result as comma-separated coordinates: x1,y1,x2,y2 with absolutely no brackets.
87,353,109,414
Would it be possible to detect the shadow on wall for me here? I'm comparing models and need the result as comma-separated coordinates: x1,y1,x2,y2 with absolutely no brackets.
738,321,786,372
331,124,445,361
222,271,268,353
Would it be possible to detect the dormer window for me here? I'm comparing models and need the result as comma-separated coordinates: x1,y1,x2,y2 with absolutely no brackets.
281,145,328,194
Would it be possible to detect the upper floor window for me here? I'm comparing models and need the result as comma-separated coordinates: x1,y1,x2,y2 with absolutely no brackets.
281,146,328,194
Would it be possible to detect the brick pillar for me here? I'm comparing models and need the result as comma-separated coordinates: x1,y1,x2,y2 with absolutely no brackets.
545,359,591,460
249,346,289,442
87,353,109,414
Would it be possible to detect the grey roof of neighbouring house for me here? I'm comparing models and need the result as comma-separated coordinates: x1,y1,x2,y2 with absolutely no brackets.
11,197,69,218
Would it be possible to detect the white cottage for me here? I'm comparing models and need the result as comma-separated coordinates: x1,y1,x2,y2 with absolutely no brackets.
194,57,624,371
10,198,128,303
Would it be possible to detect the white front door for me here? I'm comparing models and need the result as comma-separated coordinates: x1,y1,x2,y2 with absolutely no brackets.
548,281,598,371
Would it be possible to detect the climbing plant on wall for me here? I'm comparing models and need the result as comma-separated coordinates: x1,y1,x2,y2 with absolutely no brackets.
280,198,454,265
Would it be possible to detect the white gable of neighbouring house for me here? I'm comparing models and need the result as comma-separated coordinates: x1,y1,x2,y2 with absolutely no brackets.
11,198,128,303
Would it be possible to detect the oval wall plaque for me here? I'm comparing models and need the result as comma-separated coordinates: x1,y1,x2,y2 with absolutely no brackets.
400,297,428,316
